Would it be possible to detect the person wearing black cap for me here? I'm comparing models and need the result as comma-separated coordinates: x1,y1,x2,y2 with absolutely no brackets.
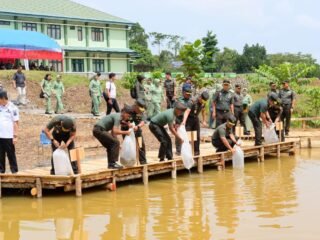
0,90,19,174
212,115,240,153
149,102,186,161
212,79,234,128
93,106,133,169
279,81,296,136
122,99,148,164
248,93,281,146
163,72,176,109
175,84,193,155
233,84,249,135
44,115,78,175
179,91,210,156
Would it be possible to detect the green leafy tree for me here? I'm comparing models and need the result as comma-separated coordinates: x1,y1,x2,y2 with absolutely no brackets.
268,52,317,67
215,48,239,73
237,43,268,73
128,23,154,72
167,35,185,58
201,31,219,73
149,32,169,55
153,50,175,70
121,72,138,89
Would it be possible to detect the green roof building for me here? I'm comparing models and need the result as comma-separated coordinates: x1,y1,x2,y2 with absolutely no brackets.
0,0,135,73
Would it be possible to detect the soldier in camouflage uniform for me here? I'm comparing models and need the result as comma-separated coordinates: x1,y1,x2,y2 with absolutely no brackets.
144,78,153,119
175,85,193,155
212,80,234,128
279,81,296,136
122,99,148,164
53,75,65,114
163,72,176,109
89,75,102,116
233,84,249,134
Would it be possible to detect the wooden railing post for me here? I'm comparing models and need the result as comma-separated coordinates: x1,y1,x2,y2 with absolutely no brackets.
75,175,82,197
36,178,42,198
143,165,148,185
198,157,203,173
171,161,177,179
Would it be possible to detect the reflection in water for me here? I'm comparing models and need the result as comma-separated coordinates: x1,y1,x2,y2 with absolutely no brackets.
0,150,320,240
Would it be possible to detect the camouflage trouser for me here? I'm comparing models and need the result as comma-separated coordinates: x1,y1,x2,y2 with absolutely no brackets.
45,94,52,113
55,94,64,113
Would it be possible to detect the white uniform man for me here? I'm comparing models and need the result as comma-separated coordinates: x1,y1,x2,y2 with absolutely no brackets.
0,91,19,173
12,66,27,105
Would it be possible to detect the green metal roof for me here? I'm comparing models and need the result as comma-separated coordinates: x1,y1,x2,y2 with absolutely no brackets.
0,0,133,25
63,46,136,55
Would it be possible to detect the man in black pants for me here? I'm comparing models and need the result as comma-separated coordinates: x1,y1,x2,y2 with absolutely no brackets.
122,99,148,164
44,115,78,175
279,80,296,136
163,72,176,109
212,80,234,128
0,91,19,173
93,106,132,169
180,91,209,156
105,73,120,115
233,84,249,135
212,115,239,153
149,102,186,161
248,93,280,146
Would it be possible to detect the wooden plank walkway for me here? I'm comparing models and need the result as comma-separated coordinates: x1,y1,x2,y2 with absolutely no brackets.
0,140,298,198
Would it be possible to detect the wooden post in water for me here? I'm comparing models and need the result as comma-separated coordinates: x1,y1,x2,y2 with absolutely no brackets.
75,175,82,197
0,177,2,198
218,153,225,171
277,143,281,159
260,146,265,162
143,165,148,185
308,138,312,149
36,178,42,198
171,161,177,179
198,157,203,173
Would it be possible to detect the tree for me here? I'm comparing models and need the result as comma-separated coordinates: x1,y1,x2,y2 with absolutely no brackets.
149,32,169,55
167,35,185,58
128,23,154,72
237,43,268,73
201,31,219,73
128,23,149,48
215,48,239,73
268,52,317,67
153,50,175,70
178,39,204,77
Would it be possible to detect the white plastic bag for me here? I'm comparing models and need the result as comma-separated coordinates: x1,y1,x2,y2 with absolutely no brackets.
263,123,279,144
53,148,74,176
177,126,194,169
232,141,244,169
120,129,137,167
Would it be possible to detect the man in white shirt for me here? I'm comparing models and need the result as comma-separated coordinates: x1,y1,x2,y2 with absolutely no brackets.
0,91,19,173
105,73,120,115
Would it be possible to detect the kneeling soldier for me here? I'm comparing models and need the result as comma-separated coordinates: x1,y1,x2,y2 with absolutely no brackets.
44,115,78,175
212,115,239,153
93,106,132,169
149,102,186,161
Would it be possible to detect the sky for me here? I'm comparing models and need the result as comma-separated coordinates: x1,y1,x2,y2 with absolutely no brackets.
74,0,320,63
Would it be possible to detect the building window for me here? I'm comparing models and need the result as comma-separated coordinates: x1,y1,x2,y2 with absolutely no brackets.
0,21,10,25
70,26,75,30
22,22,37,31
47,25,61,40
72,59,84,72
49,61,63,72
78,27,83,41
92,59,105,72
91,28,104,42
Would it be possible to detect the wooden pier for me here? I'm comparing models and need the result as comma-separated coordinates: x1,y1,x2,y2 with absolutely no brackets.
0,140,298,198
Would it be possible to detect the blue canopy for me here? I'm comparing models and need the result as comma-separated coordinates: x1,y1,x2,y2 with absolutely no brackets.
0,29,62,60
